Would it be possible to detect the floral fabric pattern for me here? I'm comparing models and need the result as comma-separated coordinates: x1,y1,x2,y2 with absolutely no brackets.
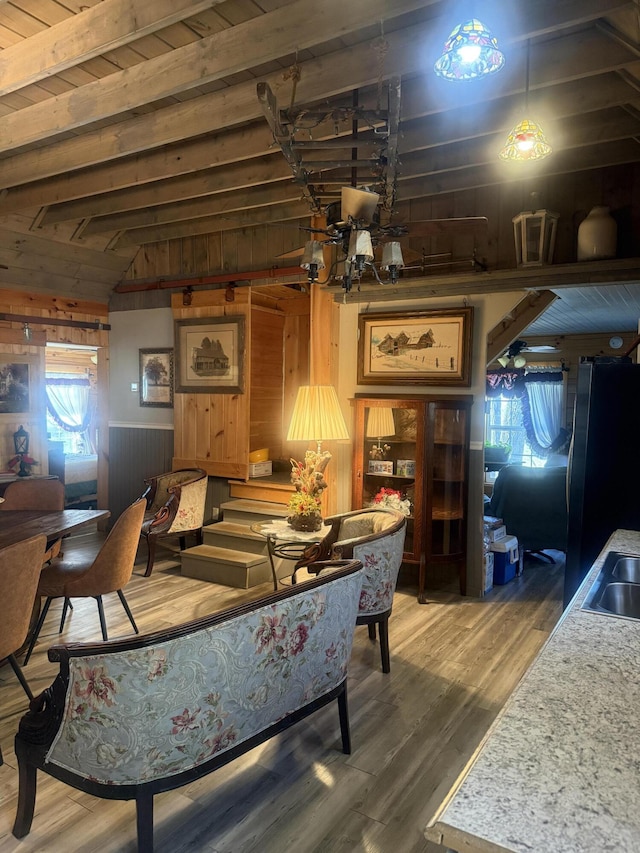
351,526,406,616
166,475,207,533
46,569,363,785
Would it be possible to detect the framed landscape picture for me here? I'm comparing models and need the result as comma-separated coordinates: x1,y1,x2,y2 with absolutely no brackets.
0,356,32,414
139,348,174,408
357,307,473,387
174,316,245,394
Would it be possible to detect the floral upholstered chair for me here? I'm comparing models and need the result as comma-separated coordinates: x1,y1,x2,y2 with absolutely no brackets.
309,507,406,673
139,468,208,576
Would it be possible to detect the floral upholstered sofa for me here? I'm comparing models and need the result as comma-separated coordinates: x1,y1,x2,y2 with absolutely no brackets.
12,560,364,852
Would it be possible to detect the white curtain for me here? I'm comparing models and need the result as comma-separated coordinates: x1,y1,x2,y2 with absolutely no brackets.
524,376,563,452
46,377,95,451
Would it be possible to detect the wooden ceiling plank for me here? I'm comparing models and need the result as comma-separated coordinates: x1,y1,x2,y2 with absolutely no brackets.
40,155,295,224
0,0,435,152
8,70,638,219
113,201,312,248
0,0,226,97
80,179,305,235
0,4,632,188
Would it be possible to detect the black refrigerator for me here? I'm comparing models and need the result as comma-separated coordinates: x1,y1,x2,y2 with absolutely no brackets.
564,356,640,607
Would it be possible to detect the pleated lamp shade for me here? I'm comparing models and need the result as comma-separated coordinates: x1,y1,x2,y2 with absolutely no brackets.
287,385,349,450
365,407,395,438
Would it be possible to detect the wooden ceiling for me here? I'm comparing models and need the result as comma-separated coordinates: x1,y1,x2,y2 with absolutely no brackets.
2,0,640,318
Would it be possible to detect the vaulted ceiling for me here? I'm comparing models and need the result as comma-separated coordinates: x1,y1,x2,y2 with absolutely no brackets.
2,0,640,333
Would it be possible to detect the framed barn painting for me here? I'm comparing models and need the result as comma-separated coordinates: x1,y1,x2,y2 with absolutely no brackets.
139,348,174,408
357,307,473,387
174,316,245,394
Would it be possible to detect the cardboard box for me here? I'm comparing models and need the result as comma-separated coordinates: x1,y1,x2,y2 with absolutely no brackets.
486,525,507,542
396,459,416,477
483,515,504,528
249,460,272,478
490,535,519,584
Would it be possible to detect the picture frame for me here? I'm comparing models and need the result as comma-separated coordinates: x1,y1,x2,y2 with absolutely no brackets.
174,316,245,394
357,307,473,387
139,348,174,408
0,355,34,415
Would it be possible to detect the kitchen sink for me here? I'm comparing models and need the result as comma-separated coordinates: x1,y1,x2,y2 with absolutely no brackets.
581,551,640,621
612,556,640,584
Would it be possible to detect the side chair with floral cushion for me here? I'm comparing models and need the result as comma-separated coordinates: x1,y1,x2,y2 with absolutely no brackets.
139,468,208,577
307,507,407,673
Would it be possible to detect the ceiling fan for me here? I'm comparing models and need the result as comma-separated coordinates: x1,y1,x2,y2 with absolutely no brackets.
278,186,488,291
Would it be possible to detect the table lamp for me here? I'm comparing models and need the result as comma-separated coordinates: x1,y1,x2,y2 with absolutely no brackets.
365,407,395,459
286,385,349,453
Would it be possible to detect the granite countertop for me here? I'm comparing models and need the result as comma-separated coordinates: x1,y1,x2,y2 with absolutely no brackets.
425,529,640,853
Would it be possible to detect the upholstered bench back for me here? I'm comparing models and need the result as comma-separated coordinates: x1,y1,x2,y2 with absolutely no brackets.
44,563,363,786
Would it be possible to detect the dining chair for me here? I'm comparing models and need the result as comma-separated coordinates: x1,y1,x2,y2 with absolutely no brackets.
139,468,208,577
0,478,66,563
23,499,146,666
0,533,46,763
309,507,407,673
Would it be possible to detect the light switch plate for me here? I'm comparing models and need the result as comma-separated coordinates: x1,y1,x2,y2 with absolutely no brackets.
130,382,138,392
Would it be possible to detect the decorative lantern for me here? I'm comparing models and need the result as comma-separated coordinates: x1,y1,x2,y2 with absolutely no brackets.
512,208,559,267
12,424,31,477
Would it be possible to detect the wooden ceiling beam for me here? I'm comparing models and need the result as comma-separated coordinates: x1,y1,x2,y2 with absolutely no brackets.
486,292,559,366
0,9,634,189
0,0,433,154
0,0,224,97
27,72,640,225
113,201,312,248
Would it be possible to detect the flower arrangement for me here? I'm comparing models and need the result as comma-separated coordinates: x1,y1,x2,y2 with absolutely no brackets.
372,487,411,516
287,450,330,531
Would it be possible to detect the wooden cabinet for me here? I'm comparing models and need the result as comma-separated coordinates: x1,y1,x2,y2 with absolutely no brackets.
352,395,472,602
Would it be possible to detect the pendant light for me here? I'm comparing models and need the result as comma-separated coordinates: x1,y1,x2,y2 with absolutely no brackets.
434,18,505,82
499,41,552,162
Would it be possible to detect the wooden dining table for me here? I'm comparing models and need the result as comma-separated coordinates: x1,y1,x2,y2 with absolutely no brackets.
0,508,110,551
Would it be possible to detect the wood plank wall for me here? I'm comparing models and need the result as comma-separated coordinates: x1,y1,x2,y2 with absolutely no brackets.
0,289,109,506
125,164,640,282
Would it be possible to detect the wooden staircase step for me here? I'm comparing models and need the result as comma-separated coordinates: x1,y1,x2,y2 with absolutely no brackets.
180,544,272,589
220,498,289,525
203,521,268,553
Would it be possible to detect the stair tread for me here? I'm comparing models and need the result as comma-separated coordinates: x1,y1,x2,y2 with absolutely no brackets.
182,544,269,567
203,521,266,540
220,498,289,516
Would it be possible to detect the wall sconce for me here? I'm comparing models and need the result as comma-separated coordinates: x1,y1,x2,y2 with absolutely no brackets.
434,19,505,82
225,283,236,302
23,322,32,341
182,286,193,306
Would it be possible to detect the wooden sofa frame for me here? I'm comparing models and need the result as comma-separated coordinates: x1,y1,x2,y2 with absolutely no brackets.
12,559,364,852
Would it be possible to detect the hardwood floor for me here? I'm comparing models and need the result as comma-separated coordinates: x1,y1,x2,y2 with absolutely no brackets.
0,532,564,852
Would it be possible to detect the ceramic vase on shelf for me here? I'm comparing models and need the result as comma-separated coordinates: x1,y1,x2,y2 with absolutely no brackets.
577,205,617,261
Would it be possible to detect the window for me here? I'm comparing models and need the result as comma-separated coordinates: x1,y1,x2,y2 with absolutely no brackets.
486,367,566,468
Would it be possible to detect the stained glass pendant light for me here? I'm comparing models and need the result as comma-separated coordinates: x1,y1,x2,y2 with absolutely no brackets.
499,41,552,161
434,19,505,81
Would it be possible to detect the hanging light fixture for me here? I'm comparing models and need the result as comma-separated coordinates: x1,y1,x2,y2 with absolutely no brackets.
300,240,326,283
499,41,552,162
381,242,405,284
434,19,505,82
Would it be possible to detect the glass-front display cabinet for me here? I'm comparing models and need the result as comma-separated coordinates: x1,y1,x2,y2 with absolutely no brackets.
352,395,472,602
